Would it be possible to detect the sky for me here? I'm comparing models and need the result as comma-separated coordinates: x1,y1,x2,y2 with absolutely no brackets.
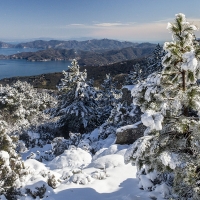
1,0,200,43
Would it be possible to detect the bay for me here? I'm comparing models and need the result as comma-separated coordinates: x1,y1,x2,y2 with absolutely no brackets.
0,48,38,55
0,59,70,80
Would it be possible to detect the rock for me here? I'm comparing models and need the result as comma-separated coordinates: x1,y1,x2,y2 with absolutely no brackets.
115,122,146,144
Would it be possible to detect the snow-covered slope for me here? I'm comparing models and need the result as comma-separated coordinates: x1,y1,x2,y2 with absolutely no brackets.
18,144,165,200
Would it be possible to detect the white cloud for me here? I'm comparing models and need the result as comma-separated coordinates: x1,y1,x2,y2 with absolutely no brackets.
153,18,174,23
187,18,200,27
68,24,85,26
94,22,131,27
90,21,171,41
59,17,200,42
154,17,200,26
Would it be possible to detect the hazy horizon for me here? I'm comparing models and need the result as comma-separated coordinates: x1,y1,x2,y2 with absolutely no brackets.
1,0,200,43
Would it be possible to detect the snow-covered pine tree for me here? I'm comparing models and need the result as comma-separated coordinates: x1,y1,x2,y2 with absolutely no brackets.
96,71,142,142
126,46,165,86
99,73,121,121
125,63,144,85
125,13,200,199
0,120,26,199
55,59,100,136
97,100,140,144
146,43,165,74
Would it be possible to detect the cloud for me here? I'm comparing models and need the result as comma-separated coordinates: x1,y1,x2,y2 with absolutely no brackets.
60,21,170,41
68,24,86,26
89,21,171,41
94,22,131,27
153,17,200,26
59,17,200,42
187,18,200,27
153,18,174,23
91,17,200,41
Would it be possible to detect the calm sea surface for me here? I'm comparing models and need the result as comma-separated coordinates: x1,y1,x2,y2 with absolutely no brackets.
0,48,70,79
0,48,38,55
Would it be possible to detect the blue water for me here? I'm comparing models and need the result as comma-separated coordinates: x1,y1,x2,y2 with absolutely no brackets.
0,48,38,55
0,48,71,79
0,59,70,80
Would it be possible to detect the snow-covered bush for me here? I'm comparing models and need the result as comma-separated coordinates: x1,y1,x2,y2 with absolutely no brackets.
51,137,70,156
125,13,200,199
47,173,60,189
0,81,55,133
0,81,57,152
17,140,27,153
51,133,82,156
68,132,81,146
77,138,91,152
26,149,55,162
22,159,59,198
26,133,92,163
91,170,108,180
25,179,54,199
25,183,47,199
70,171,92,185
61,168,92,185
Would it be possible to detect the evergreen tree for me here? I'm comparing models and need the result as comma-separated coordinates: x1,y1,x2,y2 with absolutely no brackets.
125,63,144,85
55,59,100,136
98,100,140,141
99,74,121,122
126,46,165,86
146,43,165,74
125,13,200,199
0,120,26,198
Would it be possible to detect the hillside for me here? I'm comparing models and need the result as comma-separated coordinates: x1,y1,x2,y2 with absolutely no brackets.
14,39,137,51
0,39,156,52
0,41,14,48
6,46,153,66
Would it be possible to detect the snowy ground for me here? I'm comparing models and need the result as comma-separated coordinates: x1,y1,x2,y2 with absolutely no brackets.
20,144,164,200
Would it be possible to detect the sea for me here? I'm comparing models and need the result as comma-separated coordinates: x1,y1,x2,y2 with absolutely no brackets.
0,48,70,80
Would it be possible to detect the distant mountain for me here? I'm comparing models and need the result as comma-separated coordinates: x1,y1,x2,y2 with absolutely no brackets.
7,45,156,66
0,39,157,53
13,39,138,51
0,39,157,66
135,42,158,48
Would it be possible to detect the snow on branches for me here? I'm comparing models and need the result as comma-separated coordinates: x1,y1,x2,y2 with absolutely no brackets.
55,59,101,135
126,13,200,199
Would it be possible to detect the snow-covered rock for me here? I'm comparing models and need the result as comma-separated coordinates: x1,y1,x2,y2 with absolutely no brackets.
47,148,92,169
116,121,145,144
93,144,128,161
24,159,47,172
90,154,125,169
138,175,154,190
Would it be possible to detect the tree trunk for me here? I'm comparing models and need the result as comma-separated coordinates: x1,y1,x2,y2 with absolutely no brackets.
182,70,188,116
182,70,186,91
